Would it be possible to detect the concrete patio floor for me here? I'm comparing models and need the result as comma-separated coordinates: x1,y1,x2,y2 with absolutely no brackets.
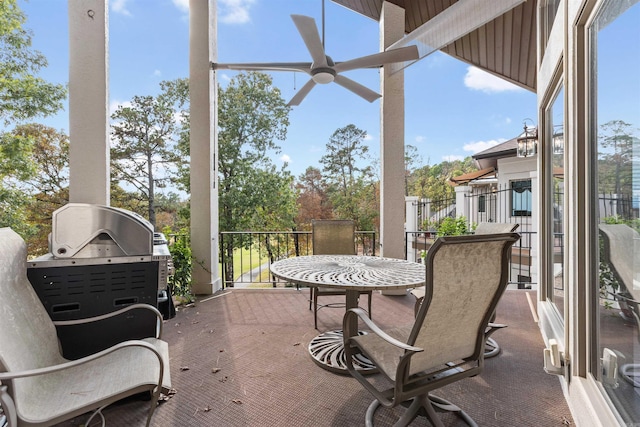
55,289,574,426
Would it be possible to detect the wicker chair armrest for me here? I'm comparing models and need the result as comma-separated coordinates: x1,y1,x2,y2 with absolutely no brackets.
53,303,163,338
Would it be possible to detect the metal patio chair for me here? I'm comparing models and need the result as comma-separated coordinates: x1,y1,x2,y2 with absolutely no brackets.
0,227,171,427
344,232,519,426
310,219,372,329
411,222,519,358
599,223,640,387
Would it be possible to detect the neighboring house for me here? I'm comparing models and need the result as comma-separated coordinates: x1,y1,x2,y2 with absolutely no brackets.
451,134,537,236
406,133,538,288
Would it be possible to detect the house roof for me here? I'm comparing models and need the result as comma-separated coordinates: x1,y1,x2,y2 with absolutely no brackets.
331,0,537,92
471,136,518,170
449,167,496,185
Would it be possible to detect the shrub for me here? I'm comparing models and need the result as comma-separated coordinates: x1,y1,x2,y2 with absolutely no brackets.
436,216,469,236
163,227,194,302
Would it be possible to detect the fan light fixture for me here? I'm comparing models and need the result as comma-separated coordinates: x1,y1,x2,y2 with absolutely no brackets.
517,119,538,158
311,68,336,84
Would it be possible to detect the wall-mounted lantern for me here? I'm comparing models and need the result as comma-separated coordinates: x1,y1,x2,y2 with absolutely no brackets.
517,120,538,158
552,126,564,155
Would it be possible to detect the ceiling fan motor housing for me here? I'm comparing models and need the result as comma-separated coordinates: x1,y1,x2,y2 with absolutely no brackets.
311,67,336,84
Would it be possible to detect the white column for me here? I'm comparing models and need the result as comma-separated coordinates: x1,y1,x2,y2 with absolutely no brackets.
455,185,472,221
68,1,109,204
379,2,406,260
189,0,220,294
405,196,419,262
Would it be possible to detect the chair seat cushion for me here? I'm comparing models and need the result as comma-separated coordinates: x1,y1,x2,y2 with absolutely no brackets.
13,338,171,425
351,326,412,381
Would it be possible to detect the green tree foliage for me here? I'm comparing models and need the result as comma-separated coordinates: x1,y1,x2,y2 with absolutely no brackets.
597,119,635,196
0,0,66,242
216,72,293,283
407,157,477,209
14,124,69,254
110,79,189,228
0,125,69,252
0,0,66,126
295,166,332,229
319,124,378,230
404,144,421,196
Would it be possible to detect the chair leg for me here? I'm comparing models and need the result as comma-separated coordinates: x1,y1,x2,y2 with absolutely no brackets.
364,393,478,427
368,292,372,319
429,394,478,427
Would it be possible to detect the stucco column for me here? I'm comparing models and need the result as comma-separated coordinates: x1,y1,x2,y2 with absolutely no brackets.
405,196,419,262
68,1,109,204
379,2,406,259
189,0,220,294
455,185,472,221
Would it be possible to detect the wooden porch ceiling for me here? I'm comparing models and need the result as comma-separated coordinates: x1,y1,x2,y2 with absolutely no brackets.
332,0,537,92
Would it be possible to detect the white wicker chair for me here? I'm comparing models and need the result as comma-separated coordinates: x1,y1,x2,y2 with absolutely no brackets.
0,227,171,427
344,232,520,426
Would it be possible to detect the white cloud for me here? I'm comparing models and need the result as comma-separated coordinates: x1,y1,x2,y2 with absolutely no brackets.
109,99,132,116
153,69,162,77
464,66,523,93
363,133,374,141
172,0,189,13
415,135,425,143
462,138,506,154
280,154,291,164
111,0,132,16
173,111,187,125
219,0,255,24
443,154,464,162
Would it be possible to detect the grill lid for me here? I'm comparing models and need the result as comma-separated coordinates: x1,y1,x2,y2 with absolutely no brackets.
49,203,154,258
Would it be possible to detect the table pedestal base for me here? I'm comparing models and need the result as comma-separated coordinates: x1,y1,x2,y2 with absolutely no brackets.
308,330,377,374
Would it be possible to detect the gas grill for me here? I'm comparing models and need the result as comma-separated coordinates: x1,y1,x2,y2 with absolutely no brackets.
27,203,175,359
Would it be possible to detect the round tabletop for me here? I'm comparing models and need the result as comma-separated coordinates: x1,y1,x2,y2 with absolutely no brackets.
270,255,425,291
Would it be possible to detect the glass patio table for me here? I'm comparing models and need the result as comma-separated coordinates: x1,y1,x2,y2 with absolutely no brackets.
270,254,425,374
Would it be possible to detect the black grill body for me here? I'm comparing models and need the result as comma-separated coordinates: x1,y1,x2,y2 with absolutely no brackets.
27,203,172,359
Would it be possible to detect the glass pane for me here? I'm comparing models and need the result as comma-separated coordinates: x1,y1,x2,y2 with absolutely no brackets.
541,0,561,56
592,0,640,422
512,180,532,216
548,87,564,319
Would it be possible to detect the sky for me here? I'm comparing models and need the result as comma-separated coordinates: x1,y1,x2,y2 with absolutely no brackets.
18,0,539,179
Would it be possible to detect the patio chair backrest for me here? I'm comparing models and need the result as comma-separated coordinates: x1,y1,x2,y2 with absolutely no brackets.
312,219,356,255
407,232,519,375
0,228,65,375
599,223,638,291
475,222,519,234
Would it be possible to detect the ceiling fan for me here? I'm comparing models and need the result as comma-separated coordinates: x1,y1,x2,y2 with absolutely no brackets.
211,13,419,106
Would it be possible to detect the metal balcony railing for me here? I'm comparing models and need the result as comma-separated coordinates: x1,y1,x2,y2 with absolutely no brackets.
218,231,378,288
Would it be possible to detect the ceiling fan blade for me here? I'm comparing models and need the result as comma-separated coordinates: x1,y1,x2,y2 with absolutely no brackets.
288,79,317,106
333,45,419,73
333,75,381,103
212,62,311,73
291,15,328,67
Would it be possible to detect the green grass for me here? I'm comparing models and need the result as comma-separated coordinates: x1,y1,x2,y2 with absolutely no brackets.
217,247,269,280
